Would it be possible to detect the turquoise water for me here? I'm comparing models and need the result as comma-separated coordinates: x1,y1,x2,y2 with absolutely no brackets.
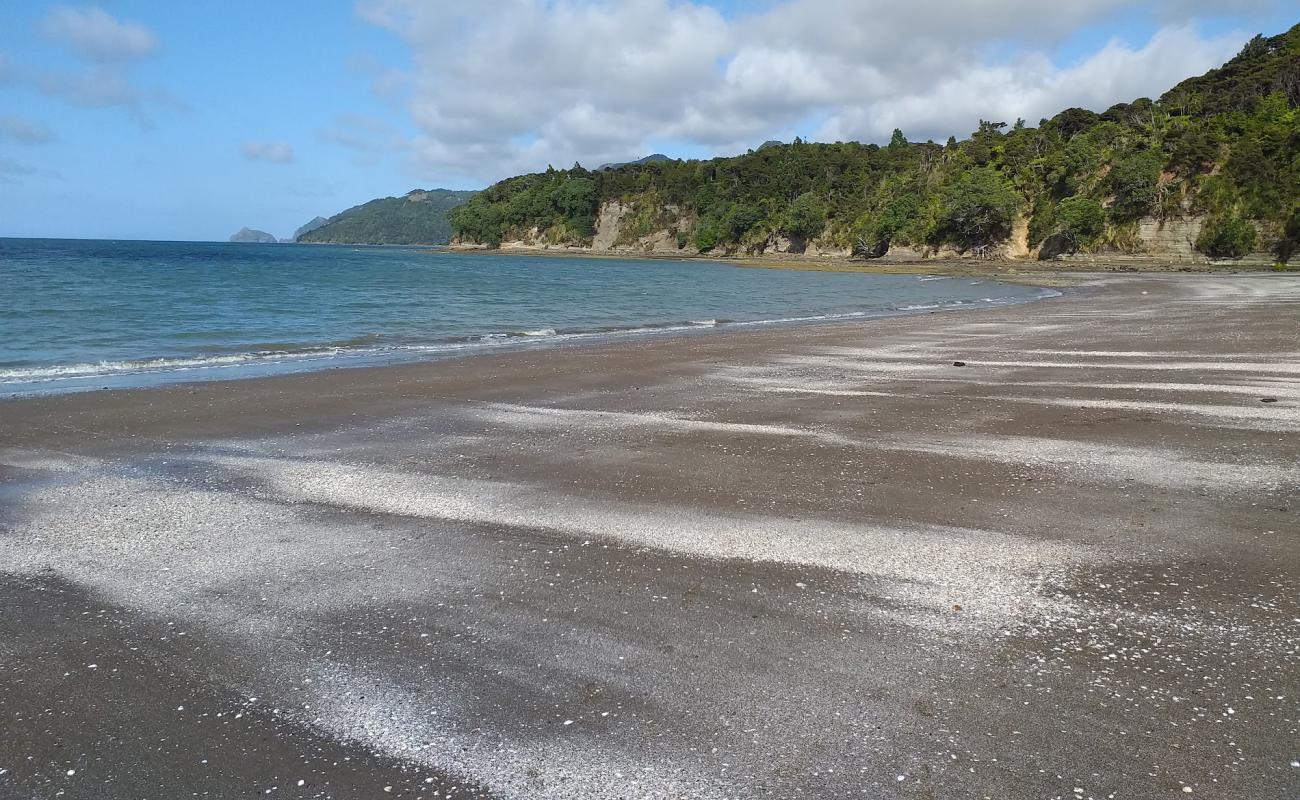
0,238,1055,394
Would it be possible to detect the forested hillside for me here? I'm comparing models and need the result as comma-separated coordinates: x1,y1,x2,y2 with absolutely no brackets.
300,189,477,245
450,23,1300,262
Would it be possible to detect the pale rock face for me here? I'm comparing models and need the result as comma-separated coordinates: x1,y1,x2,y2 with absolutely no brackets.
591,201,627,250
1007,216,1032,259
1136,216,1205,259
639,229,681,253
803,241,852,258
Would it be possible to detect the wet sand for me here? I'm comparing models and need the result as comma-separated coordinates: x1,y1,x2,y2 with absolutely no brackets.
1,273,1298,799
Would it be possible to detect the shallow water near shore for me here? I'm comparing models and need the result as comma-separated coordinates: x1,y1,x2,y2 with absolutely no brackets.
1,238,1054,394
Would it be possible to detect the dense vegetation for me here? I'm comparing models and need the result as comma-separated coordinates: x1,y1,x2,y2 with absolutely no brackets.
451,23,1300,261
300,189,477,245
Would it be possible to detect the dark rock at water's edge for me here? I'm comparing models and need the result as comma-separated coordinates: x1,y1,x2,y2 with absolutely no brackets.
292,216,330,242
229,227,278,243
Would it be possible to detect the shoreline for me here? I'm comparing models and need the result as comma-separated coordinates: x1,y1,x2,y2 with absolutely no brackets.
1,270,1061,399
445,241,1295,275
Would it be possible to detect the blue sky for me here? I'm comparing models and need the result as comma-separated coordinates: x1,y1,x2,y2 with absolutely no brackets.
0,1,1293,241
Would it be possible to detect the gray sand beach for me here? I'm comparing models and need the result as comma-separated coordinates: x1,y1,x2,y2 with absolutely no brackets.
1,273,1298,799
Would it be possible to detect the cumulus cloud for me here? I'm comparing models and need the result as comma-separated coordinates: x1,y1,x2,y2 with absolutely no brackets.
816,25,1243,143
17,7,177,125
241,141,295,164
357,0,1270,182
0,115,56,145
41,5,158,62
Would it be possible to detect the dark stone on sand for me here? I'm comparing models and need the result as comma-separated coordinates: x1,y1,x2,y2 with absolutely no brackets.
953,361,967,367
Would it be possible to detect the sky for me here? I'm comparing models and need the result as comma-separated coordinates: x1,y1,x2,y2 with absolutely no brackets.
0,1,1294,241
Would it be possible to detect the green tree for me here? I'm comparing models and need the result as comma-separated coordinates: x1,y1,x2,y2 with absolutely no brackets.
552,177,597,219
1275,206,1300,264
1107,151,1162,222
724,203,764,240
1056,196,1105,248
938,168,1021,246
784,192,828,240
859,194,921,250
694,221,724,253
1196,214,1258,258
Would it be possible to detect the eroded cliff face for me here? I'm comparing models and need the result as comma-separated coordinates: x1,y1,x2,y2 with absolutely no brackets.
491,201,698,255
1045,216,1285,265
1135,216,1206,260
590,201,628,250
480,202,1287,264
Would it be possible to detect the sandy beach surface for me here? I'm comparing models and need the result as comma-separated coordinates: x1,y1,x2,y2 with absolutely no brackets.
2,273,1298,799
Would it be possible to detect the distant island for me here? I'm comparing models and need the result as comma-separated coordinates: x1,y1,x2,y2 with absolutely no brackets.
295,189,478,245
449,23,1300,264
229,227,278,243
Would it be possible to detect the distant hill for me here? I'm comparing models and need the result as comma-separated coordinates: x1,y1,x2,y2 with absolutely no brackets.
229,227,278,243
596,154,674,171
292,216,329,241
297,189,478,245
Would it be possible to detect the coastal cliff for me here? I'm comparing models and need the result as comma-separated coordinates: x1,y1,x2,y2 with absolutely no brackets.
450,22,1300,266
460,201,1283,266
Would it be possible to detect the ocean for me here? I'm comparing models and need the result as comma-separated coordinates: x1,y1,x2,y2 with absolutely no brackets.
0,238,1055,394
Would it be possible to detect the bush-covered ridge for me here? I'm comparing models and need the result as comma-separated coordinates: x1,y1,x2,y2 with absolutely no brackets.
450,22,1300,261
300,189,478,245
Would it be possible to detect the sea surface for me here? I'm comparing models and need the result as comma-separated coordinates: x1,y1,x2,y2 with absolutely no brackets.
0,238,1056,394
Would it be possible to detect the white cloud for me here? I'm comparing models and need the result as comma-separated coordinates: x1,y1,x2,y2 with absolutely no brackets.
357,0,1272,183
241,141,295,164
41,5,158,62
0,115,56,145
18,8,176,125
817,25,1244,143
